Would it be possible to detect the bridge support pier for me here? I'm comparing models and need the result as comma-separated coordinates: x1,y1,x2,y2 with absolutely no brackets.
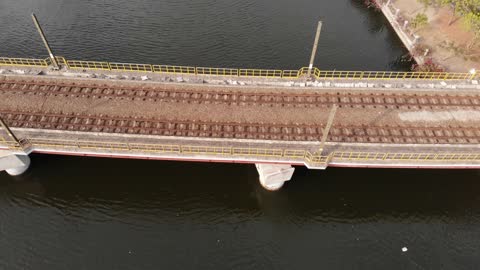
255,164,295,191
0,152,30,176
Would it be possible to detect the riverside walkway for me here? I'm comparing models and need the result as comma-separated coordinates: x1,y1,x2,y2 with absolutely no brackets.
0,56,479,190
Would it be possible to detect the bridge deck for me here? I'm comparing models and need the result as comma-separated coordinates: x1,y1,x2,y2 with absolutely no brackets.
0,72,479,169
0,73,479,129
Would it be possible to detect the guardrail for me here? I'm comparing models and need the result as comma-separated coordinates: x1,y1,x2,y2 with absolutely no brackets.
1,137,479,169
0,57,49,67
333,152,480,162
27,138,305,157
0,56,477,81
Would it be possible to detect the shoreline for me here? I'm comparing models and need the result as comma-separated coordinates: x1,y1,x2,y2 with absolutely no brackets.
379,0,424,65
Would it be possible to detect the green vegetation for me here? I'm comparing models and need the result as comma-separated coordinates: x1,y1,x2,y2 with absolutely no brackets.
417,0,432,9
417,0,480,46
463,11,480,48
411,13,429,28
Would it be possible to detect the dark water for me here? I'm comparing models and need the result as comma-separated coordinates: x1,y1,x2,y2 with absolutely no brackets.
0,0,412,70
1,0,479,269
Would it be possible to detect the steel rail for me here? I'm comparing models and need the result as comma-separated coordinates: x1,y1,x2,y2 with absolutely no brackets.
0,79,479,109
0,110,478,144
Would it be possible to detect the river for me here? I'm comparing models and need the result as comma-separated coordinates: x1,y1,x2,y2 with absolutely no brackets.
0,0,479,269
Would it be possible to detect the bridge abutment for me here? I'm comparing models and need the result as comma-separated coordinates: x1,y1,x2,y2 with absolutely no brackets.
255,164,295,191
0,152,30,176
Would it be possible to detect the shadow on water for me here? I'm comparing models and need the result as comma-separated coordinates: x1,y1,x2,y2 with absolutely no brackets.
349,0,387,34
348,0,415,70
1,154,479,224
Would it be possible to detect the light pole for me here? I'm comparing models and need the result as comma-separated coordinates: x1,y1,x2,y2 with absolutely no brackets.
469,68,477,80
307,21,323,78
31,13,59,70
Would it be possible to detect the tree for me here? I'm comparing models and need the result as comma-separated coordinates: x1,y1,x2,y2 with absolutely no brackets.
454,0,480,48
463,12,480,49
439,0,460,25
416,0,480,45
412,13,429,28
416,0,458,24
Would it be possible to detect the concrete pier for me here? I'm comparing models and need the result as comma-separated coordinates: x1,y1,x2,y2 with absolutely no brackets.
0,151,30,176
255,164,295,191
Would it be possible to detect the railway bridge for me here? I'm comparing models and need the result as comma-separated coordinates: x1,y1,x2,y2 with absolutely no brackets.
0,56,479,190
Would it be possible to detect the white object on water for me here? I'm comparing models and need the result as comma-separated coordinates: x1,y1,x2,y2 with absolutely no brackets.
402,247,408,252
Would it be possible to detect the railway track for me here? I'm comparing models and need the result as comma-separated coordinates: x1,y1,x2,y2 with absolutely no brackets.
1,111,478,144
1,79,479,109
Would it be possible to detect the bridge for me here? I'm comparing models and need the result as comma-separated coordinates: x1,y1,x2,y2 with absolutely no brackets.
0,54,479,190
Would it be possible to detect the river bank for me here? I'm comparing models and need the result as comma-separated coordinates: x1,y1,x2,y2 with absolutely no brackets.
380,0,480,72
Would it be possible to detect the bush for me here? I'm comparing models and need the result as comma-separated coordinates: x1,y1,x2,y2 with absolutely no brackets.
411,58,445,72
411,13,429,28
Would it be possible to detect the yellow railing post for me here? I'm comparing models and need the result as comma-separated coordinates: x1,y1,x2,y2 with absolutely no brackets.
0,56,476,81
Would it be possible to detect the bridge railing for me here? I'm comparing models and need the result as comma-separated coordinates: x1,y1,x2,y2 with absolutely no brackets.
67,59,110,70
196,67,238,76
239,69,283,78
0,56,477,81
332,151,480,161
0,57,49,67
110,62,153,72
314,69,474,80
152,64,196,74
1,137,479,169
20,138,311,161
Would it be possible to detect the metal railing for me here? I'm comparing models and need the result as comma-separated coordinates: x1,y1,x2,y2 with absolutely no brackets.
196,67,238,76
332,151,480,162
0,136,26,151
305,151,330,167
281,70,302,79
110,62,153,72
21,138,310,160
239,69,283,78
1,56,476,81
314,69,474,80
1,137,478,169
153,65,196,74
67,59,110,70
0,57,48,67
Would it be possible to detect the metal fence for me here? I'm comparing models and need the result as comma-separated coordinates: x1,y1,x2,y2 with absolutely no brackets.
239,69,283,78
196,67,238,76
1,137,479,169
110,63,153,72
152,65,196,74
314,69,474,80
67,60,110,70
0,57,48,67
1,56,476,81
333,151,480,162
19,138,309,161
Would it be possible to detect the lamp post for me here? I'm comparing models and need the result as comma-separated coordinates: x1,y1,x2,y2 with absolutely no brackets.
307,21,323,78
469,68,477,80
31,13,59,70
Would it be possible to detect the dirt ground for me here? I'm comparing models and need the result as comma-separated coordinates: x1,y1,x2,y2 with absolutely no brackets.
393,0,480,72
